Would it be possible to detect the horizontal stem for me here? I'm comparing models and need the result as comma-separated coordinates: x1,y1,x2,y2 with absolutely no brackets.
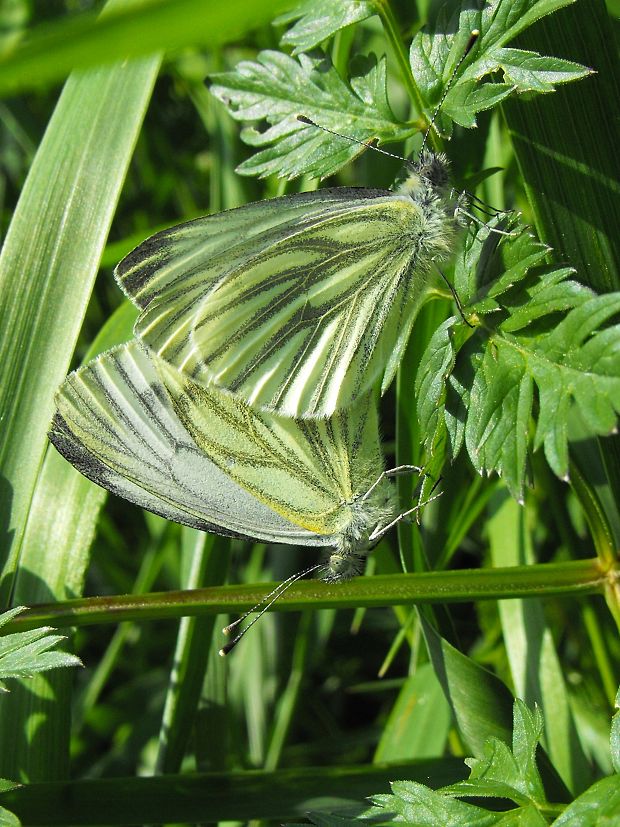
3,558,607,634
0,760,464,825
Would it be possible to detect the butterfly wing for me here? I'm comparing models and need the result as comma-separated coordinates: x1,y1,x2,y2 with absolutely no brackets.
155,357,386,538
49,341,325,546
116,189,433,418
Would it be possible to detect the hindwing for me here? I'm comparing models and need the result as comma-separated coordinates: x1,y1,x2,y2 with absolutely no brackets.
155,357,385,536
49,341,325,546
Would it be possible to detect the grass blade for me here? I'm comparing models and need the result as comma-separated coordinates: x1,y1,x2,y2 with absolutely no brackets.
0,56,160,605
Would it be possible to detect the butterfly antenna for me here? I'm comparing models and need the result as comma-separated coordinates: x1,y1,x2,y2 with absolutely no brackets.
420,29,480,154
435,266,474,328
296,115,409,164
219,563,322,656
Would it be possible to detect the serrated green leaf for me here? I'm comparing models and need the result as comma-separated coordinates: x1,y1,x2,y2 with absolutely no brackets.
0,785,18,796
531,298,620,466
552,775,620,825
410,0,589,130
0,779,23,827
478,0,579,49
210,50,412,179
0,609,81,690
448,701,546,804
419,220,620,498
464,343,533,499
416,318,458,436
463,48,591,94
369,779,498,825
0,806,20,827
0,609,27,631
443,80,515,128
276,0,374,55
350,702,556,825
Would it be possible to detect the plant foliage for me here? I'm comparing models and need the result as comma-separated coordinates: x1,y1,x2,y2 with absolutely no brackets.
0,607,81,691
417,221,620,499
0,0,616,824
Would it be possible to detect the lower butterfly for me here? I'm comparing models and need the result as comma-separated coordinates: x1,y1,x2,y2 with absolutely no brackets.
50,341,422,584
116,151,466,419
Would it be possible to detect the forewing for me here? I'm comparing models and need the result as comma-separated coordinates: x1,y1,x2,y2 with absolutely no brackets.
156,358,384,536
49,341,324,546
127,190,430,417
115,189,388,309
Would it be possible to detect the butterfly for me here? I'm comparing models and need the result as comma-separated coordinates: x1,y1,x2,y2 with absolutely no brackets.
49,340,420,583
115,150,467,419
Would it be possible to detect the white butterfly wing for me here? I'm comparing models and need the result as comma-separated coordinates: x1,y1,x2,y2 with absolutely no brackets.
116,189,433,418
155,357,386,538
49,341,325,546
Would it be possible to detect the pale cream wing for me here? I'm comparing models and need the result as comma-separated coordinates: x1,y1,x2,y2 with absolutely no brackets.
49,341,325,546
155,356,386,537
118,189,431,417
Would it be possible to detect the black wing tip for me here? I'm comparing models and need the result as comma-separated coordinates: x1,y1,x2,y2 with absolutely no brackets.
48,414,253,541
49,412,114,487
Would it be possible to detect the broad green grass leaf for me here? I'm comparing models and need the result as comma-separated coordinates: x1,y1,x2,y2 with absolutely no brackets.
500,0,620,524
501,1,619,295
0,54,160,605
154,531,229,774
15,300,137,608
0,608,81,690
488,491,590,794
409,0,588,130
612,687,620,774
0,0,28,58
374,663,451,762
0,301,136,783
210,50,413,179
0,0,293,98
552,775,620,825
0,762,467,824
0,0,160,781
276,0,374,55
420,616,514,756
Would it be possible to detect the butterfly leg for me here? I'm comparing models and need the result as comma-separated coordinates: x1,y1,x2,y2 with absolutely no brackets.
368,490,443,543
360,464,423,503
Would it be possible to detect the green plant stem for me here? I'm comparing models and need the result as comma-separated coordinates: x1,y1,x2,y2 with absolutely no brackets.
568,459,617,568
0,760,465,826
581,601,617,707
373,1,428,130
1,559,605,634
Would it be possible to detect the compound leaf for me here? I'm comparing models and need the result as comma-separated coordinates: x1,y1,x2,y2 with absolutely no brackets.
210,50,412,179
276,0,374,55
417,221,620,499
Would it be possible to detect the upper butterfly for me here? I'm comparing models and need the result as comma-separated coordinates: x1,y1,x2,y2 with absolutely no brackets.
116,149,467,419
